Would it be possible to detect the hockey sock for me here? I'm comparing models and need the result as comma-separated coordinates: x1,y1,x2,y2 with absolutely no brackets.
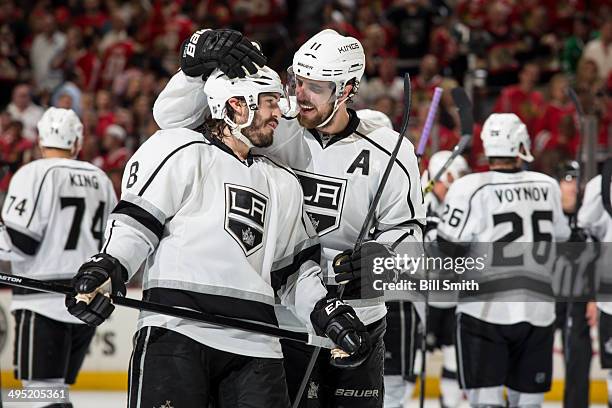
402,380,416,406
22,379,70,408
383,375,405,408
467,386,504,407
507,387,543,407
440,346,462,407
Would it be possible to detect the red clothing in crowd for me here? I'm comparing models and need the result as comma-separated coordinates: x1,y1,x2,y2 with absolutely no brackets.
99,40,135,90
533,103,579,156
0,137,34,191
493,85,544,138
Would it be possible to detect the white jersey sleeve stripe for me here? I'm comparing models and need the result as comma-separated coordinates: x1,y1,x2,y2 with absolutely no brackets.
110,201,164,243
122,191,166,223
137,140,210,196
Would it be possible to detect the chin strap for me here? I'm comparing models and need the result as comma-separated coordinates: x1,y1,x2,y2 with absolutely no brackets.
224,108,255,149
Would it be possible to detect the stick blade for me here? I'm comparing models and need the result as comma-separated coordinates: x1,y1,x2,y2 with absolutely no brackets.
451,87,473,137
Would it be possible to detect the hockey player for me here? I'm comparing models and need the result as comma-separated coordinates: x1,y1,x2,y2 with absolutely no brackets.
553,160,597,408
66,66,370,407
577,160,612,407
384,150,470,407
437,113,570,408
152,28,426,407
0,107,116,407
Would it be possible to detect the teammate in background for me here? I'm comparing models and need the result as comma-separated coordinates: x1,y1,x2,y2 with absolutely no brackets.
0,107,116,407
152,28,426,407
385,151,470,408
554,160,597,408
437,113,570,408
67,66,370,407
578,159,612,408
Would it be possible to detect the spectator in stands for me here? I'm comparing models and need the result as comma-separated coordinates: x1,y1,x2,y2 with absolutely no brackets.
6,84,44,141
0,120,34,194
562,14,592,75
582,18,612,81
533,74,577,156
29,13,66,92
99,11,128,53
95,124,130,196
493,62,544,137
358,57,404,108
373,94,399,130
386,0,435,62
94,89,115,138
0,23,29,104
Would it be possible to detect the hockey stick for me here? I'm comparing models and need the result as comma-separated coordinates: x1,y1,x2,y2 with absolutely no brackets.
419,88,473,407
564,87,586,366
292,75,413,407
0,272,333,347
416,87,444,162
352,73,412,253
422,88,473,195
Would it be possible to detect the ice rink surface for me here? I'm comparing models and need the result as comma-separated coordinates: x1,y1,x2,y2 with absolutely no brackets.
4,391,601,408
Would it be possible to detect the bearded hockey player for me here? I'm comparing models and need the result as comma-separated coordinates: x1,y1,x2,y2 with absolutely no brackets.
0,107,116,407
578,161,612,407
66,66,370,407
152,28,426,407
437,113,570,408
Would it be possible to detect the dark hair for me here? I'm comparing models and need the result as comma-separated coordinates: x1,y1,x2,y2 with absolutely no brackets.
202,99,245,140
488,157,519,166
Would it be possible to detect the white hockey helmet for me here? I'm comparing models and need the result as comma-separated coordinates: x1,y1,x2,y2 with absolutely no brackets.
481,113,534,162
356,109,393,129
422,150,470,189
290,29,365,127
37,107,83,154
204,65,284,148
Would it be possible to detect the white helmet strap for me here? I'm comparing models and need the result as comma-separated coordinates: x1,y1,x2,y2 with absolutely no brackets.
223,106,256,149
315,80,356,129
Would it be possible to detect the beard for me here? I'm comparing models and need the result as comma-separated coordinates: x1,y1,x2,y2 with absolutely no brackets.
297,101,334,129
242,113,276,148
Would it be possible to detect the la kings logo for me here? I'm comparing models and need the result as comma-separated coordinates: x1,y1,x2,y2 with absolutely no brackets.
294,170,347,236
224,184,268,256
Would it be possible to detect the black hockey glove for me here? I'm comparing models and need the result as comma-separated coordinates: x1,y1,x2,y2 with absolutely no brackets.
333,241,398,299
180,28,267,80
66,253,127,326
310,297,371,368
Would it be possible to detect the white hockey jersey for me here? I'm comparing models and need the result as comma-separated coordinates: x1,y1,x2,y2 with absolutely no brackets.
437,169,570,325
578,174,612,314
0,158,116,323
152,71,427,325
102,128,326,359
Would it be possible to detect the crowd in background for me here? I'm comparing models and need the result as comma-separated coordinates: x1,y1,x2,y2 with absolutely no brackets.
0,0,611,196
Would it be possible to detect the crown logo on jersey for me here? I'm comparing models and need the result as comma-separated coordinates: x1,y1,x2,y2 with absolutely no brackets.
158,401,174,408
242,228,255,246
308,214,320,230
307,381,319,399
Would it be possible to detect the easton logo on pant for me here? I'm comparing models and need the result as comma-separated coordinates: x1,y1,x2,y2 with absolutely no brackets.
224,184,268,256
294,170,347,236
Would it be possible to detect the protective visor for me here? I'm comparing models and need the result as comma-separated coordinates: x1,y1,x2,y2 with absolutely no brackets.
285,66,338,114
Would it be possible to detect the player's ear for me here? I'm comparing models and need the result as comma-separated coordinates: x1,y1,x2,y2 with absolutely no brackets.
227,97,248,123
